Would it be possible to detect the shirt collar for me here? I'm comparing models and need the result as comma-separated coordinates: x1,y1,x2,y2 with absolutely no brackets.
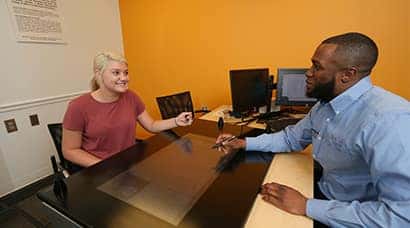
328,76,373,114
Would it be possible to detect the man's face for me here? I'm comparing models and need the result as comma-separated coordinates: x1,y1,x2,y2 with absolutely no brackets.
305,44,341,102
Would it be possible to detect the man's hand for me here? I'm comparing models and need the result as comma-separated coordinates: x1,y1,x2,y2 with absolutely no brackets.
215,133,246,154
260,182,308,215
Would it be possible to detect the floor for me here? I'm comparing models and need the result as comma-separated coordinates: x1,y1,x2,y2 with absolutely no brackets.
0,176,53,227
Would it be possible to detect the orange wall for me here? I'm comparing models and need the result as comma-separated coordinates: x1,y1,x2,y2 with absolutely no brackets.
119,0,409,137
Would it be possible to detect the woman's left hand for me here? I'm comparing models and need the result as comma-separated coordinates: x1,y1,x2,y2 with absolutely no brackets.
175,112,194,126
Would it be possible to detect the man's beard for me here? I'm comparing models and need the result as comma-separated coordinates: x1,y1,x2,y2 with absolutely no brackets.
306,76,336,102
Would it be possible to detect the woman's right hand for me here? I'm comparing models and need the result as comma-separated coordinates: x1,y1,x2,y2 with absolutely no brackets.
175,112,193,126
215,133,246,154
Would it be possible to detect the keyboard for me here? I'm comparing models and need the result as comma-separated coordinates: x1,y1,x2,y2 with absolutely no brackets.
258,117,301,133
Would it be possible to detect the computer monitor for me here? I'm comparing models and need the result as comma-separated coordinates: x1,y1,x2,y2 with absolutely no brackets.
229,68,272,117
275,68,317,106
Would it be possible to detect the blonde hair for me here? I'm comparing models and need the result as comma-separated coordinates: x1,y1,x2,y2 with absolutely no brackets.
90,51,128,91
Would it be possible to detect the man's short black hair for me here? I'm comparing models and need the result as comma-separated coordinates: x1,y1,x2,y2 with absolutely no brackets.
321,32,378,75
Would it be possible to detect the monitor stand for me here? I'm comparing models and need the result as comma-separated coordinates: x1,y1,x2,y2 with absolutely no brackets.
229,110,251,119
281,105,311,114
230,105,265,119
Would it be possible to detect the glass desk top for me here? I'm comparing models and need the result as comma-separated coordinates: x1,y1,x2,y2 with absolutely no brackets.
38,120,273,228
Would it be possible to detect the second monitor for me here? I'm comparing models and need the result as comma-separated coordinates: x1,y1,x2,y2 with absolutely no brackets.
275,68,317,106
230,68,272,118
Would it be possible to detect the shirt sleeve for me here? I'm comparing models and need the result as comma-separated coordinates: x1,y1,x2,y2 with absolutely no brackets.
63,100,85,132
306,113,410,227
245,111,314,152
128,90,145,117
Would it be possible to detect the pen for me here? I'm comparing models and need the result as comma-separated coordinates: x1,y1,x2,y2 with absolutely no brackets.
211,135,237,149
183,113,191,122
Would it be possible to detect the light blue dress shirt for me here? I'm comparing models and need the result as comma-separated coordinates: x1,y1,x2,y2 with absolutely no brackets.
246,77,410,227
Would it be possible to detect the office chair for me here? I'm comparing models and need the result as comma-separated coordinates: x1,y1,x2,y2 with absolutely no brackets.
47,123,83,175
156,91,195,119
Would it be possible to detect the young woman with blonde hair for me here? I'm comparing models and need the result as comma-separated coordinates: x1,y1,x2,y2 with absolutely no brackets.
62,52,193,167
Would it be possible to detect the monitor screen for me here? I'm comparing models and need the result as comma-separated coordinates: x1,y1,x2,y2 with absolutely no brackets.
230,68,271,117
275,68,317,106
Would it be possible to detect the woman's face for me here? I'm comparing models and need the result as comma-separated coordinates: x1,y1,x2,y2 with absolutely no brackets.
99,60,129,94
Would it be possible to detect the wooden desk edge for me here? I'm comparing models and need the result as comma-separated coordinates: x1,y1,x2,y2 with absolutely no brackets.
202,106,313,227
245,148,313,228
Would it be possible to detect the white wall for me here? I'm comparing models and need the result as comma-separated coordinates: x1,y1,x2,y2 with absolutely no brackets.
0,101,72,191
0,0,124,196
0,147,13,195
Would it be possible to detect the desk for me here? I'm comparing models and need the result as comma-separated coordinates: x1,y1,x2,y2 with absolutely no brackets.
200,105,265,129
245,148,313,228
200,106,313,228
38,119,274,228
200,105,307,130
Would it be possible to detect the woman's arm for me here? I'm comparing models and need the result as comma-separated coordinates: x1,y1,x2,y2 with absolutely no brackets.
62,128,102,167
137,110,193,133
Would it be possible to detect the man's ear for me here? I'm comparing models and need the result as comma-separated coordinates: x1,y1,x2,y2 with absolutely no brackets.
341,67,358,83
341,74,349,83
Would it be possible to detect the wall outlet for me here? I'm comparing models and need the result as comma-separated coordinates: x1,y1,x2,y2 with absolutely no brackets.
29,114,40,126
4,119,18,133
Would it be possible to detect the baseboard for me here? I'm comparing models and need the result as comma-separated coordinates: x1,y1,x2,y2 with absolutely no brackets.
0,175,53,206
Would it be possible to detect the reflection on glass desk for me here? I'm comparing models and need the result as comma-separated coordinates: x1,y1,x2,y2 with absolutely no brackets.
37,120,273,228
99,134,221,226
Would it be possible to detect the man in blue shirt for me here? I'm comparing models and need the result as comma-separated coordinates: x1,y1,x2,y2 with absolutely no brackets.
217,32,410,227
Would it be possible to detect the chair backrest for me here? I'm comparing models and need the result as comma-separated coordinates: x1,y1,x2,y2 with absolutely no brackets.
47,123,65,167
156,91,194,119
47,123,82,174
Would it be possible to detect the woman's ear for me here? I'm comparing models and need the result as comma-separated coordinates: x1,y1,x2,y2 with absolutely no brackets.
94,70,104,86
96,70,104,82
94,69,101,77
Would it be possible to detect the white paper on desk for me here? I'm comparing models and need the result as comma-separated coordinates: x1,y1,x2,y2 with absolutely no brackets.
98,133,221,226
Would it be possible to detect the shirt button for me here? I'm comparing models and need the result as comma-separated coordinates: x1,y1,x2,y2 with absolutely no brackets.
335,111,340,114
318,136,322,140
326,118,330,122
